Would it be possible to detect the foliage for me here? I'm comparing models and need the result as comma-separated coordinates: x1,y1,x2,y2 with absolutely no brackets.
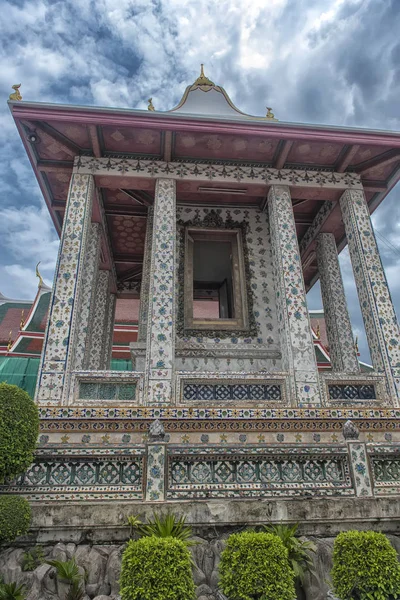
0,496,31,544
120,536,196,600
331,530,400,600
0,581,26,600
263,522,316,584
128,513,195,546
21,546,45,571
0,383,39,483
219,531,296,600
46,558,85,600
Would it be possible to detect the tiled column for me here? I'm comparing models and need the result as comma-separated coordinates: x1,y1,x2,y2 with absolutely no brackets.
87,270,111,370
101,293,116,370
72,222,101,371
138,207,154,343
36,174,94,404
340,189,400,402
268,185,321,406
144,179,176,405
316,233,360,373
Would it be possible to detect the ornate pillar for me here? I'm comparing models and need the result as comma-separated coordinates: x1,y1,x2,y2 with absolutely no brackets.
102,293,116,370
340,189,400,401
138,207,154,343
72,222,101,371
316,233,360,373
144,179,176,405
87,270,111,370
268,185,321,406
36,174,94,404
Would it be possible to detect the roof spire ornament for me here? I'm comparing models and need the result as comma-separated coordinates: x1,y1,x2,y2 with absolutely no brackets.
35,261,44,288
20,310,25,330
7,331,13,352
9,84,22,101
147,98,155,111
316,322,321,339
265,106,278,121
190,64,215,91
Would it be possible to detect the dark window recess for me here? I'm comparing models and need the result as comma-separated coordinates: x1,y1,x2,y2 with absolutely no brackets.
193,240,234,319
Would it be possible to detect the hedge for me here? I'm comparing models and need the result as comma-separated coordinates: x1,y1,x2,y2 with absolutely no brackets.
219,531,296,600
120,536,195,600
332,530,400,600
0,496,31,543
0,383,39,483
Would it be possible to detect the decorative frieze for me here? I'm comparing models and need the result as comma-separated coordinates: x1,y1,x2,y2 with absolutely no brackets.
87,270,111,370
316,233,360,373
144,179,176,405
268,185,321,406
70,370,143,406
340,189,400,403
74,156,362,190
36,174,94,404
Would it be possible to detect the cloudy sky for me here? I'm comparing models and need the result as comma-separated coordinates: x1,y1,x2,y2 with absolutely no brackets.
0,0,399,361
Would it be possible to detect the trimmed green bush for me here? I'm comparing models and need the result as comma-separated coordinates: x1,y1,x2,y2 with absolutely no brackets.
0,383,39,483
219,531,296,600
0,496,31,543
332,530,400,600
120,536,195,600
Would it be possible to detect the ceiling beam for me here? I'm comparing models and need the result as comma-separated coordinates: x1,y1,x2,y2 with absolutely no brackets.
273,140,293,169
294,215,314,225
114,254,144,264
335,144,360,172
88,125,102,158
31,121,82,156
37,160,74,173
119,265,143,282
119,189,153,207
357,149,400,176
163,131,173,162
105,205,148,217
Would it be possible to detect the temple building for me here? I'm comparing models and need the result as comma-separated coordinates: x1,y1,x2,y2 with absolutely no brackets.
2,66,400,518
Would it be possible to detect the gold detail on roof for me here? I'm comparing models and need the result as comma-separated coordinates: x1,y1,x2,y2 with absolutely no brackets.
35,262,44,288
266,107,278,121
354,336,360,356
316,322,321,339
147,98,155,111
20,310,25,330
7,331,13,352
9,84,22,101
191,64,215,90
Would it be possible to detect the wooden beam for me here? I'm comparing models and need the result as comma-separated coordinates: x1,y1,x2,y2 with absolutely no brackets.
357,149,400,176
106,205,148,217
294,215,314,225
119,189,153,207
32,121,82,156
88,125,102,158
119,265,143,282
163,131,173,162
335,144,360,173
273,140,293,169
37,160,74,173
114,254,144,264
362,180,387,192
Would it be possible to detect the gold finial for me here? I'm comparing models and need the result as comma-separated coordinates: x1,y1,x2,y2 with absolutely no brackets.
147,98,155,111
266,106,278,121
354,336,360,356
7,331,13,352
9,84,22,101
316,322,321,340
35,261,44,288
193,63,215,88
20,310,25,330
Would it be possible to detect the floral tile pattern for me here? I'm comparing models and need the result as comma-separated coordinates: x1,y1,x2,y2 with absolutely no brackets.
88,270,110,370
316,233,360,373
268,185,321,406
347,441,373,497
37,174,94,404
145,179,176,404
340,189,400,402
146,444,166,501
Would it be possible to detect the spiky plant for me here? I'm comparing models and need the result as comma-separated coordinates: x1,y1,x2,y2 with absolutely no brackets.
0,582,26,600
128,513,195,546
263,522,316,584
46,558,84,600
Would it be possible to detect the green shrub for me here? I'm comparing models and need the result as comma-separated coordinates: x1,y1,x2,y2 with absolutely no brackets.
263,522,315,584
120,536,195,600
0,383,39,483
21,546,44,571
128,513,195,545
331,530,400,600
0,496,31,544
219,531,296,600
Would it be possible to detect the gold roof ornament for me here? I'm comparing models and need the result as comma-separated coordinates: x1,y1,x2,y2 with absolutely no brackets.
147,98,155,111
7,331,13,352
9,84,22,101
191,64,215,91
265,106,278,122
35,261,44,288
316,322,321,340
354,336,360,356
20,309,25,330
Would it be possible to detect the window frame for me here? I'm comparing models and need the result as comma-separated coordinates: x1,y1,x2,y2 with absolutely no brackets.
184,227,249,331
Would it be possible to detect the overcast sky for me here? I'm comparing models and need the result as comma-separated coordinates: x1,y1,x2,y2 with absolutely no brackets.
0,0,399,362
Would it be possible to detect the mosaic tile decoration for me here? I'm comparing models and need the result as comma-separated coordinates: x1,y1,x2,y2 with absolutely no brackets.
144,178,176,405
79,381,136,402
368,444,400,495
340,189,400,402
182,382,282,402
316,232,360,373
166,445,353,499
70,370,143,406
146,444,166,501
268,185,321,406
36,174,94,404
328,384,376,400
347,441,373,497
75,156,362,190
1,446,145,501
88,270,110,370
